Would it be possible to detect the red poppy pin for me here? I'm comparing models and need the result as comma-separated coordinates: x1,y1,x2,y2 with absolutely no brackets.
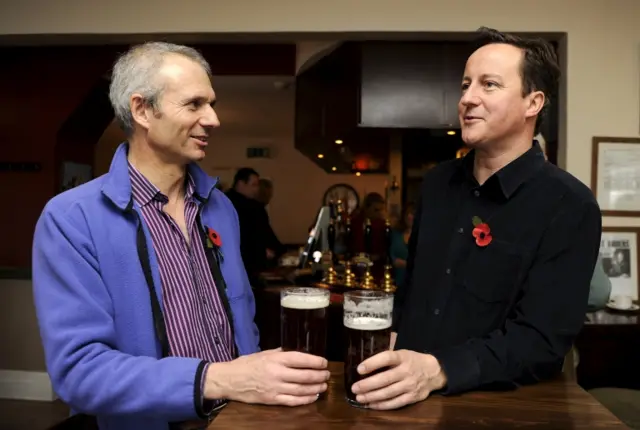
471,216,492,247
206,226,224,262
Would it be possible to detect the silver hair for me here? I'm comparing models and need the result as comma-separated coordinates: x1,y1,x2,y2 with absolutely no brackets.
108,41,212,136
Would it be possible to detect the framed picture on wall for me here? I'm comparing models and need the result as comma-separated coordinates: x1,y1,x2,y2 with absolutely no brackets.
599,227,640,301
591,136,640,216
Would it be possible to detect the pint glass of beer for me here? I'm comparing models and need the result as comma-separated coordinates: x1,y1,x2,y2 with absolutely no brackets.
280,287,330,357
343,290,393,407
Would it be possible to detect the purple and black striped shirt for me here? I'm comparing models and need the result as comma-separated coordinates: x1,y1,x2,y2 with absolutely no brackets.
129,163,235,399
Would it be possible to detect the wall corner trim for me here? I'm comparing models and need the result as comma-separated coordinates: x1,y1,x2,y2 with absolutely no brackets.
0,370,57,401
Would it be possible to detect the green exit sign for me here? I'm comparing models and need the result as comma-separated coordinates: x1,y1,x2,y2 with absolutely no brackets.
246,147,271,158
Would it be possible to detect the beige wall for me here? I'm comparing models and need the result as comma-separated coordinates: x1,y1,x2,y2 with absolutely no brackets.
2,0,640,376
0,280,46,371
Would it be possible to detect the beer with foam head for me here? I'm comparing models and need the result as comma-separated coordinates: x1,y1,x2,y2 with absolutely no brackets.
343,290,393,407
280,287,330,357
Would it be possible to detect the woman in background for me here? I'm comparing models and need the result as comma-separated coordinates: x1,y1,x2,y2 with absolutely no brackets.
390,202,415,288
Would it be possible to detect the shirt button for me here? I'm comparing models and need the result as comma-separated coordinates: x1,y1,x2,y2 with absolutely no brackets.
445,268,451,275
474,190,480,197
458,227,464,233
434,309,440,315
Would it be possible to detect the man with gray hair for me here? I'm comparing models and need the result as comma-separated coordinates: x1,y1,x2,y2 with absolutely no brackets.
32,42,328,430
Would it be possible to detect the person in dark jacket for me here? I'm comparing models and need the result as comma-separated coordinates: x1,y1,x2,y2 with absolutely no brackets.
225,168,272,287
256,178,286,267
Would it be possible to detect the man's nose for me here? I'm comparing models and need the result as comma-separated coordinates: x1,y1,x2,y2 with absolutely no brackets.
459,84,480,107
201,105,220,128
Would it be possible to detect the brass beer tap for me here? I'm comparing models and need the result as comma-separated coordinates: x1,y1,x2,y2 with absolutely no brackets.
381,218,396,293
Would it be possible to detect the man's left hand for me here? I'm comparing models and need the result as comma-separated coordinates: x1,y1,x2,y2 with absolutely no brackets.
351,350,447,410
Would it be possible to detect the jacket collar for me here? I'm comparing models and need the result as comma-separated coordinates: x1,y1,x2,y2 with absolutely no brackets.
101,142,219,211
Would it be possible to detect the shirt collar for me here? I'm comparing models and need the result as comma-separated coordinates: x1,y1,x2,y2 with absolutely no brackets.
101,142,219,211
127,161,195,207
452,140,546,200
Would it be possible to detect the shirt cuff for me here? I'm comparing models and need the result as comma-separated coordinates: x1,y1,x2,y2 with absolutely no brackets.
194,361,215,419
431,344,481,395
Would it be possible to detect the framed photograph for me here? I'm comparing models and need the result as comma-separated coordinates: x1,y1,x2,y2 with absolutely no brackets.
591,136,640,216
599,227,640,300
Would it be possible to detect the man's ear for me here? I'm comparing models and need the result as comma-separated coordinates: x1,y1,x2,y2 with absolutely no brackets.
130,93,152,131
525,90,545,120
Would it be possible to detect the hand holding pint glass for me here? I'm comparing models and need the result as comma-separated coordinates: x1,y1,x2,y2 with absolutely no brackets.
343,290,393,408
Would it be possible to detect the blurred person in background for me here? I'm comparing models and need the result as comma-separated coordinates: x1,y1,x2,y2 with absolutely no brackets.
389,202,415,288
226,168,271,287
256,177,286,268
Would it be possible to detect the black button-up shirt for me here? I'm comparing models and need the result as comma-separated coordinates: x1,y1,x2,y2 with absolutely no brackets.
393,142,602,394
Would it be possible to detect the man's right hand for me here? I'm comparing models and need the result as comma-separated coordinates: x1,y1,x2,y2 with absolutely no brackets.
204,349,330,406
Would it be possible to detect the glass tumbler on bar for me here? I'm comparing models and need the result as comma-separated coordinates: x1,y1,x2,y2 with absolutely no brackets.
343,290,393,408
280,287,330,357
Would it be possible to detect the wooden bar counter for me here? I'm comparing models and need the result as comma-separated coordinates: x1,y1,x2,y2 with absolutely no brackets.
208,362,626,429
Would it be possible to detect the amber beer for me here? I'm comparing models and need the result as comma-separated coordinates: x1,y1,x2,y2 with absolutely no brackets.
280,287,330,357
343,290,393,407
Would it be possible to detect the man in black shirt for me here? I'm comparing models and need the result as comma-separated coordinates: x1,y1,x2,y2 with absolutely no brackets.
350,28,602,410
